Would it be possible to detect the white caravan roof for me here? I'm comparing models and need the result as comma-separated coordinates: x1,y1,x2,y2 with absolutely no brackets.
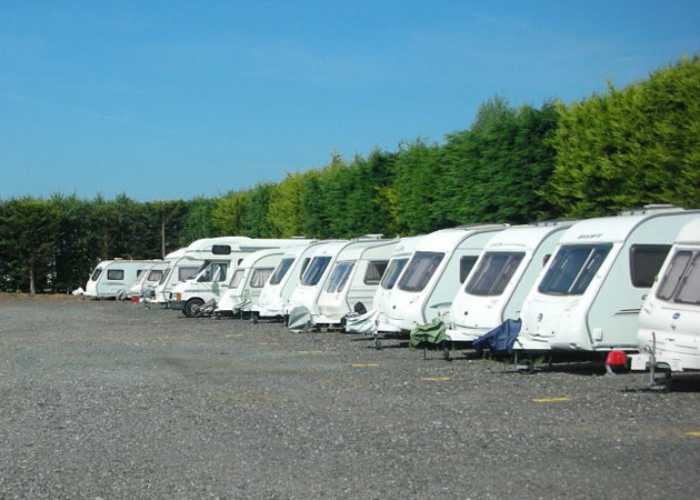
416,225,508,252
335,239,397,261
165,248,186,260
484,222,572,251
676,218,700,245
560,207,688,245
237,248,286,269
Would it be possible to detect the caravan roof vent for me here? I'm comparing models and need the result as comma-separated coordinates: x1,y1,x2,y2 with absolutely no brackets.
619,204,679,216
359,234,384,239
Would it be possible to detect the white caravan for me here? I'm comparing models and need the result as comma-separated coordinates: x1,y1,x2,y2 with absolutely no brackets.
344,236,421,334
172,237,311,317
313,239,398,327
85,259,162,299
514,206,700,354
215,248,286,317
127,262,169,299
631,218,700,374
376,225,507,333
286,239,361,323
252,241,330,321
446,222,573,343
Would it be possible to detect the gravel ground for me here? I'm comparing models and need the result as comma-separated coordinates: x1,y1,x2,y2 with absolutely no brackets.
0,295,699,499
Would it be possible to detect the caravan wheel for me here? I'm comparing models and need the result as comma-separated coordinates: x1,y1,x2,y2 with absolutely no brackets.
183,298,205,318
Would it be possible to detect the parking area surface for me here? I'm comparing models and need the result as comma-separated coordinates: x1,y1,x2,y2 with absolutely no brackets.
0,295,699,499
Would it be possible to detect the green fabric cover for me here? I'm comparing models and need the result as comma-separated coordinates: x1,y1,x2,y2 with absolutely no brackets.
409,318,448,348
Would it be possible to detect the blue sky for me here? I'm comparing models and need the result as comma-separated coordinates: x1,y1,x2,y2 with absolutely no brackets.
2,1,699,201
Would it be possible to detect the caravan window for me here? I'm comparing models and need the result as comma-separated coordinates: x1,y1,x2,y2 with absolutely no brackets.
630,245,671,288
675,254,700,305
178,266,199,282
147,270,163,282
466,252,525,296
250,268,275,288
299,257,311,278
657,251,691,301
538,244,611,295
230,269,246,289
398,251,445,293
107,269,124,281
460,256,479,284
90,268,102,281
269,258,295,285
301,256,331,286
136,270,143,278
364,260,389,285
381,258,409,290
326,262,355,293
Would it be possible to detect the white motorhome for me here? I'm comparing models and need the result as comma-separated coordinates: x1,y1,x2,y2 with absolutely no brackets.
252,241,329,321
214,248,286,317
313,239,398,327
514,206,700,354
85,259,161,299
446,222,573,343
376,225,507,334
631,218,700,374
172,237,311,317
127,262,169,299
151,243,212,306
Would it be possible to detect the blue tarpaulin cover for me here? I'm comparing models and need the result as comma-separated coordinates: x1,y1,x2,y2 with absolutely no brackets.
472,319,522,354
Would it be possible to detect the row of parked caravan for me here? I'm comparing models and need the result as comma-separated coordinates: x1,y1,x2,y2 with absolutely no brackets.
85,205,700,382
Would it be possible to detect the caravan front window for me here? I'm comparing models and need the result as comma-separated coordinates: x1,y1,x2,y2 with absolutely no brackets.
301,256,331,286
250,268,275,288
398,252,445,293
460,256,479,284
538,244,611,296
364,260,389,285
90,268,102,281
657,251,692,301
269,258,295,285
326,262,355,293
381,258,409,290
147,270,163,282
676,254,700,305
299,257,311,278
230,269,246,289
197,262,228,283
466,252,525,296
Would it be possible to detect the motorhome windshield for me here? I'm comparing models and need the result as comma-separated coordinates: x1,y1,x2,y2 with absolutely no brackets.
250,268,275,288
301,256,332,286
381,258,409,290
230,269,245,288
657,251,700,304
197,262,228,283
326,262,355,293
538,244,612,295
269,258,295,285
398,251,445,293
147,270,163,282
90,268,102,281
466,252,525,296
